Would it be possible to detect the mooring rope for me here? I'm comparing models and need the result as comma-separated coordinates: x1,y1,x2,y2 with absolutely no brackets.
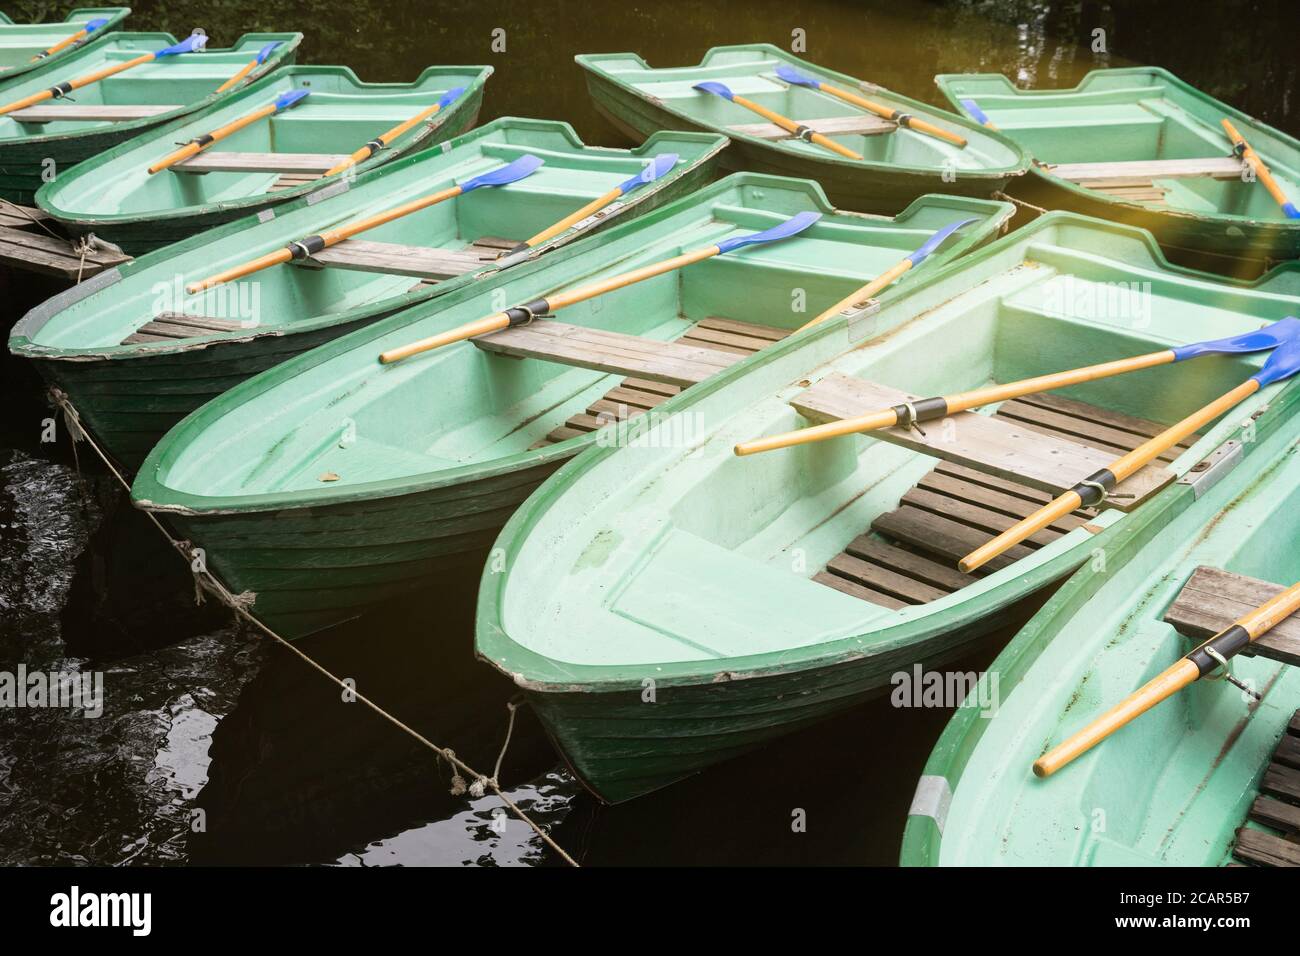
46,388,578,867
993,190,1050,216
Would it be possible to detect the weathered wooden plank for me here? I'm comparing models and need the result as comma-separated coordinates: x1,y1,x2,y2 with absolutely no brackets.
1261,763,1300,805
696,316,791,342
917,471,1089,533
1248,795,1300,835
301,239,488,279
825,552,947,604
900,486,1063,548
813,570,908,609
11,103,180,122
792,374,1172,509
1012,392,1198,448
151,312,247,332
0,224,128,279
1232,827,1300,867
871,506,1026,572
0,202,53,230
173,150,349,174
1163,566,1300,667
997,399,1183,465
475,319,742,387
1275,734,1300,771
1049,157,1245,183
843,536,974,593
728,114,895,141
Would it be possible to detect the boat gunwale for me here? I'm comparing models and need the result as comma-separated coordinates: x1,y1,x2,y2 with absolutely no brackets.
0,7,132,83
125,179,1014,512
32,62,496,229
576,42,1032,180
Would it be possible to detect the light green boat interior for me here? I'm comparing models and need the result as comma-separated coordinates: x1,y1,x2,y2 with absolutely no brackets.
578,45,1023,173
0,8,129,71
480,216,1299,676
936,68,1300,222
0,32,295,142
936,425,1300,866
20,119,722,352
37,65,490,219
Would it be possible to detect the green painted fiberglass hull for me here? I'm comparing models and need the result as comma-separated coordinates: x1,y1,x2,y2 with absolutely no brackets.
576,44,1029,214
129,175,1014,639
900,403,1300,866
35,63,493,254
0,8,130,83
475,213,1300,804
936,68,1300,266
0,31,300,204
10,118,726,471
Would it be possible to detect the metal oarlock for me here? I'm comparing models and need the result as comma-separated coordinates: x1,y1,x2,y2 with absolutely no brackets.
1200,646,1261,701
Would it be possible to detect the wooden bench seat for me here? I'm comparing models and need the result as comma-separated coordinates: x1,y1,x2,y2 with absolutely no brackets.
11,104,179,123
1232,707,1300,867
728,114,895,141
816,392,1196,601
122,312,250,345
299,238,502,280
1164,566,1300,667
532,317,791,447
173,151,349,174
1047,157,1244,184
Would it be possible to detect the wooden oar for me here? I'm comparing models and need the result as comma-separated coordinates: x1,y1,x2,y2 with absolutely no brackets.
736,318,1300,457
214,40,282,93
185,154,543,294
378,210,822,364
959,332,1300,573
497,153,680,265
1,34,208,118
30,16,108,61
323,86,466,177
1034,579,1300,777
794,217,976,337
148,89,310,174
693,81,862,160
775,65,967,148
1221,118,1300,219
958,98,998,130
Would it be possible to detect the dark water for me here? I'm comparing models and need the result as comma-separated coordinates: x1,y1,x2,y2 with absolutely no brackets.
1,1,1297,866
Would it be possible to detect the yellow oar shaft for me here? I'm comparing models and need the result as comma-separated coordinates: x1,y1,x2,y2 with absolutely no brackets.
959,378,1261,573
187,184,465,293
215,58,257,93
0,51,153,116
1035,579,1300,777
816,83,967,147
730,93,863,160
324,102,445,177
148,103,278,174
797,259,912,333
33,27,91,60
521,186,623,248
735,348,1177,457
1222,118,1295,211
378,246,719,364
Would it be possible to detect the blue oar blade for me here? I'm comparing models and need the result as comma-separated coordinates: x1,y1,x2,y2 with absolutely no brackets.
1283,201,1300,219
1252,327,1300,386
1173,316,1300,361
693,81,735,101
255,41,281,64
774,65,820,89
460,154,544,192
156,34,208,58
959,98,992,126
909,217,978,266
85,17,109,32
438,86,466,109
273,89,311,111
715,211,821,255
617,153,678,193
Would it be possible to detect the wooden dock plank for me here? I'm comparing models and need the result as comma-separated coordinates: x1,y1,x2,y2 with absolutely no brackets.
729,114,895,141
792,374,1171,509
174,151,349,174
1163,566,1300,667
0,224,129,280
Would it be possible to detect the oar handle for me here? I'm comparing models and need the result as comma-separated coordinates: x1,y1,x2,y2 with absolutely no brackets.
187,248,293,294
215,60,257,93
149,103,277,174
819,83,968,147
521,186,622,249
325,102,446,177
731,94,863,160
34,25,92,59
735,408,900,456
379,313,515,364
1032,659,1199,777
1222,118,1300,217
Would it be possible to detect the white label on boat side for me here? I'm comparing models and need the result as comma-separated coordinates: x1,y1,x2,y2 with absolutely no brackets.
908,775,952,835
843,299,881,342
257,208,275,223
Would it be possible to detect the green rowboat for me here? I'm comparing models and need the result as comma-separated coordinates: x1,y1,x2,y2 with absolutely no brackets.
35,63,493,254
900,405,1300,866
936,67,1300,266
475,213,1300,804
11,117,725,471
128,175,1013,639
0,31,301,204
0,8,129,83
576,43,1029,214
